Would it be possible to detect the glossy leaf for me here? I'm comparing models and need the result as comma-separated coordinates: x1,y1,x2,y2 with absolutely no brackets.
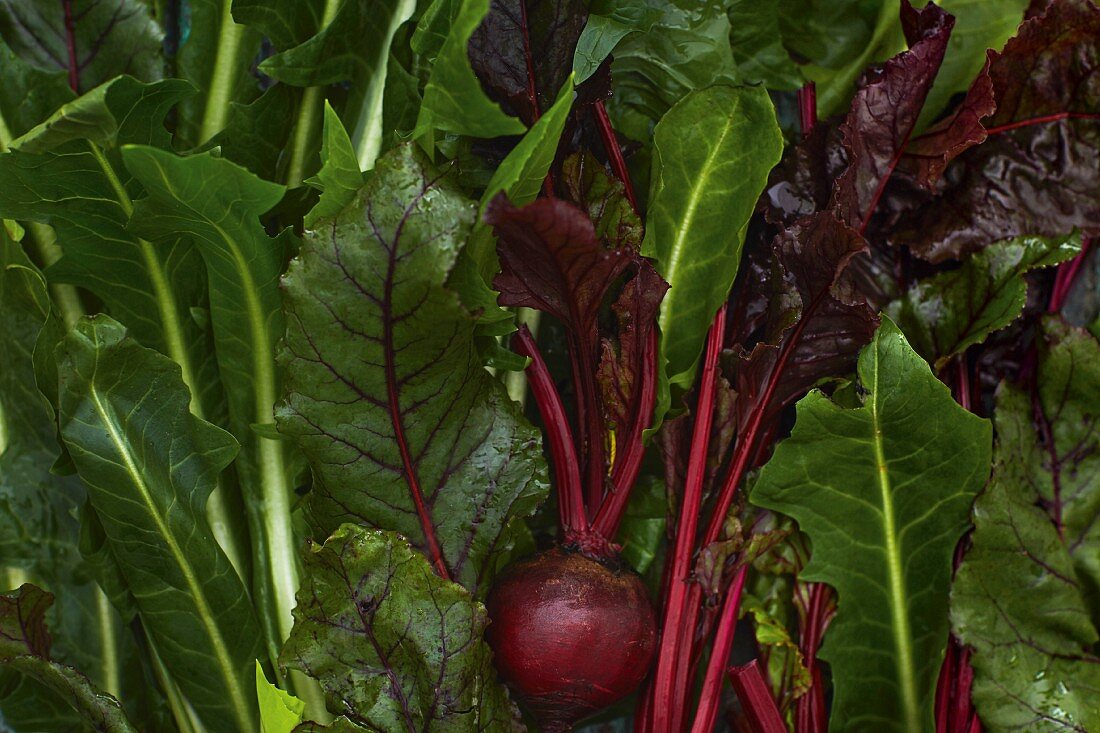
415,0,526,140
277,144,548,594
0,0,162,94
727,0,803,90
752,318,992,732
888,234,1081,370
122,145,301,659
953,321,1100,732
281,525,522,730
644,85,782,404
57,316,262,733
0,584,137,733
572,0,661,84
304,101,364,228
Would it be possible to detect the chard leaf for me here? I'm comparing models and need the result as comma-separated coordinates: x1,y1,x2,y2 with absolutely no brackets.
726,0,803,90
281,525,522,731
888,234,1082,370
256,662,305,733
57,316,263,733
0,0,162,94
751,318,992,732
644,85,782,414
830,1,953,230
415,0,526,140
121,146,301,659
276,144,548,594
467,0,586,125
953,320,1100,732
0,37,74,140
572,0,661,84
304,101,365,228
0,584,137,733
895,0,1100,263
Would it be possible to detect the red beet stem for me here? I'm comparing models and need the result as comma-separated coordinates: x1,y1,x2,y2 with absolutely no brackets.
513,326,588,534
798,82,817,138
690,565,749,733
593,101,638,213
728,660,787,733
593,328,658,538
647,305,727,733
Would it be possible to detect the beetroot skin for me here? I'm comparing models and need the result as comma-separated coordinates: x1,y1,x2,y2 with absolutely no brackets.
486,547,658,732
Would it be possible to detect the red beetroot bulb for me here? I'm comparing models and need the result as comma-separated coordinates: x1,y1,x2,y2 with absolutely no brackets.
485,547,657,732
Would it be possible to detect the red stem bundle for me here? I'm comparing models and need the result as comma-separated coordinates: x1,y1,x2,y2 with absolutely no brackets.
729,661,787,733
690,565,748,733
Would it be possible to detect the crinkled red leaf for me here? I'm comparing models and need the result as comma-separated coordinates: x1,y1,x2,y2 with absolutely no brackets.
831,0,954,231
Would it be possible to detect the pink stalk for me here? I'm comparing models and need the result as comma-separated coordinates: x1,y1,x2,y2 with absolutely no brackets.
593,101,639,213
593,329,659,538
1048,237,1092,313
728,661,788,733
798,82,818,138
647,306,728,733
689,565,749,733
513,327,588,535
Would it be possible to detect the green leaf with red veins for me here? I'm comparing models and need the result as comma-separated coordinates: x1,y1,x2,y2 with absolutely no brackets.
0,0,162,94
887,234,1082,370
0,584,138,733
952,320,1100,733
281,525,523,732
276,144,548,595
751,318,992,733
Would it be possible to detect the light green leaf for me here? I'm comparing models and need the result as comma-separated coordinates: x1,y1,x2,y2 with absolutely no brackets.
953,320,1100,733
57,315,263,733
888,234,1082,369
451,76,574,326
414,0,526,140
752,318,992,732
256,661,305,733
644,85,782,419
276,144,548,595
122,145,301,664
0,584,137,733
304,101,364,227
919,0,1029,128
281,525,522,731
572,0,662,84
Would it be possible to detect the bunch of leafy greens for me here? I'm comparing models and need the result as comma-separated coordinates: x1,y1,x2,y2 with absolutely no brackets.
0,1,1096,732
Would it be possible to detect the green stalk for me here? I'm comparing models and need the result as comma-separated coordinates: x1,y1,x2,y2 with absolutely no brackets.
284,0,343,189
86,141,249,580
199,0,247,144
351,0,417,170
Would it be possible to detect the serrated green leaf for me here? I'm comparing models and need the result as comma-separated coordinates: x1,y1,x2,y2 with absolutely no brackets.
644,85,782,422
256,661,305,733
0,0,162,95
952,320,1100,733
888,234,1082,369
414,0,526,141
752,318,992,732
122,145,302,665
0,585,137,733
276,144,548,595
281,525,522,731
304,101,364,227
57,315,263,733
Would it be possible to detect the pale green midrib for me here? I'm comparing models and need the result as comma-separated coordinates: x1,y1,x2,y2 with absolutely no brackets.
199,0,246,144
284,0,342,188
144,160,297,644
86,375,253,733
145,626,206,733
95,585,120,697
86,141,248,576
869,351,920,733
656,101,739,342
352,0,417,169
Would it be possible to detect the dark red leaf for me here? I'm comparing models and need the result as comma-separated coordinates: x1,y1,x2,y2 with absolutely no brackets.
468,0,587,124
831,0,954,231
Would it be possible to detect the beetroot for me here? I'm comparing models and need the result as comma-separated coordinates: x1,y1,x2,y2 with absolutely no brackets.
486,547,657,732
